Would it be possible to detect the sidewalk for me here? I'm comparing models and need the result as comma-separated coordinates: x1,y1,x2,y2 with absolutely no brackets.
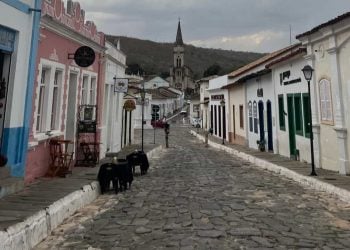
0,144,162,250
190,129,350,203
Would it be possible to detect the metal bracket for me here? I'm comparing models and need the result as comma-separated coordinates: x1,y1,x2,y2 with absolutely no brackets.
29,8,41,12
68,53,75,60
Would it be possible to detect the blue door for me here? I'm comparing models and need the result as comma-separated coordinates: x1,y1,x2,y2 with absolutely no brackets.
267,100,273,151
258,101,264,143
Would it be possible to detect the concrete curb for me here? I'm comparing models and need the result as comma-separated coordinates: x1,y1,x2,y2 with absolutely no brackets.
190,130,350,204
0,145,162,250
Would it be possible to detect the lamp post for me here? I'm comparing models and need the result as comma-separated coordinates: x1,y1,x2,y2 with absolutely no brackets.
140,83,146,152
220,99,225,145
302,65,317,176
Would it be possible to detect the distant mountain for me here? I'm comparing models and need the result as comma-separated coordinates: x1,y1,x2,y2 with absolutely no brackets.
106,35,264,79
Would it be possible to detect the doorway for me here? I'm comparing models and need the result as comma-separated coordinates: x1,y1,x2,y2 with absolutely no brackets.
232,105,236,140
267,100,273,151
65,73,78,145
287,94,297,158
0,51,11,150
258,101,264,143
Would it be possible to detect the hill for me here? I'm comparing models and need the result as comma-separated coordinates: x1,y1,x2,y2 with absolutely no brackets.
106,35,264,79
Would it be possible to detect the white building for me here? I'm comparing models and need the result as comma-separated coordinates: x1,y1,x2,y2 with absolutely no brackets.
296,12,350,175
208,75,229,141
100,41,127,156
266,45,311,162
198,76,217,129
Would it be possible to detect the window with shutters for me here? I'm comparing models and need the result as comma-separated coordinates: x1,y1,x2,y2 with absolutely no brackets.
248,101,253,132
253,101,258,134
319,79,333,124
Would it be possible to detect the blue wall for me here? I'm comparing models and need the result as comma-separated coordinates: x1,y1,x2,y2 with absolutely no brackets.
1,0,42,178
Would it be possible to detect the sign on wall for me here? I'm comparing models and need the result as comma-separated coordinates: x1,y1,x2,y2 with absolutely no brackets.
73,46,95,67
114,78,128,93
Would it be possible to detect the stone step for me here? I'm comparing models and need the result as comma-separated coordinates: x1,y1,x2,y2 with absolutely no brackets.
0,167,10,180
0,177,24,199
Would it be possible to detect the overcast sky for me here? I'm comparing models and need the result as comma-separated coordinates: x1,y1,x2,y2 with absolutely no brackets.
79,0,350,53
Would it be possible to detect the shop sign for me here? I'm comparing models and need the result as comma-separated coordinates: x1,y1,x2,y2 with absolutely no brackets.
211,94,224,100
124,100,136,111
74,46,95,67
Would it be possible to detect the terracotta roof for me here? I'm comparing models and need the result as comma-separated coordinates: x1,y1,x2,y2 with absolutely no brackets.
266,48,306,68
296,12,350,39
228,43,301,79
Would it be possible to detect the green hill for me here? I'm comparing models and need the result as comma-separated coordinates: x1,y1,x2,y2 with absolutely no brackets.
106,35,264,79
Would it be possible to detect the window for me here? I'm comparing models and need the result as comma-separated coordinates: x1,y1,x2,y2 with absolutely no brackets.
278,94,285,131
36,68,50,132
248,101,253,132
253,101,258,133
90,77,96,105
294,94,303,135
303,93,311,138
239,105,244,129
50,70,62,130
35,65,63,134
81,75,88,104
319,79,333,123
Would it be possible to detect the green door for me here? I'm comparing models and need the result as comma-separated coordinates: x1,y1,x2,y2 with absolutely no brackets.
287,95,296,158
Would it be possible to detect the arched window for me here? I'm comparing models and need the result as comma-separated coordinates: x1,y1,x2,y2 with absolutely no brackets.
248,101,253,132
319,79,333,123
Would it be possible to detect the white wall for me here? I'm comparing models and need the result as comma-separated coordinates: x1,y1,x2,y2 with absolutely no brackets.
273,56,311,162
0,1,35,128
100,41,126,156
246,73,276,152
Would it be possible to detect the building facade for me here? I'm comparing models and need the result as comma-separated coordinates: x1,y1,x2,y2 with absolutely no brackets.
0,0,41,181
26,0,105,182
100,40,126,157
266,46,311,162
208,75,229,141
297,12,350,175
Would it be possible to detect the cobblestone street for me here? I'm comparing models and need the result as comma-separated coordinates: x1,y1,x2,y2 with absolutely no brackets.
35,124,350,249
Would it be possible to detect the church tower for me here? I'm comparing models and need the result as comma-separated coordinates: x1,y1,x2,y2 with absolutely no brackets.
170,20,193,92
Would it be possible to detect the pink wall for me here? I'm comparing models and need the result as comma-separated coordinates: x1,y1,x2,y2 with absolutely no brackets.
25,0,105,183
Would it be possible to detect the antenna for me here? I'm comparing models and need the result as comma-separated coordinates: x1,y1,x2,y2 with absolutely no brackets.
289,24,292,46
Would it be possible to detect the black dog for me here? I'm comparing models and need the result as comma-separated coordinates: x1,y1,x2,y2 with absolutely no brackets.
97,161,133,194
127,151,149,175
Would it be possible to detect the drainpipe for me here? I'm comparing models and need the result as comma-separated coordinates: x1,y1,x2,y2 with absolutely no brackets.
20,0,42,177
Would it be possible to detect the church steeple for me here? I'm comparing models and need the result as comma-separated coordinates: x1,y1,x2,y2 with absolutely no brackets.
175,20,183,46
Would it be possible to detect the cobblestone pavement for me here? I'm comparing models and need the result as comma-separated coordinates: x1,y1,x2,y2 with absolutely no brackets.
35,124,350,250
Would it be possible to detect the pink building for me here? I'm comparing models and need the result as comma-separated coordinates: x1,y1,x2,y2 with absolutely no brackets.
26,0,105,183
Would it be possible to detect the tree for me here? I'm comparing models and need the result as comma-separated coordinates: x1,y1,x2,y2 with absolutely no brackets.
126,63,144,75
203,63,222,77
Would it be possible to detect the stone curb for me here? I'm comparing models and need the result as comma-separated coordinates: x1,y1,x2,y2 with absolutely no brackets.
0,145,163,250
190,130,350,204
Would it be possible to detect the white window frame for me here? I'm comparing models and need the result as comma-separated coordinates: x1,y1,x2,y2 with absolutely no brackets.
33,59,65,140
319,78,334,125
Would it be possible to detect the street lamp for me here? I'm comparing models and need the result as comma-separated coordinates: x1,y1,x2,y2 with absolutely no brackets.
302,65,317,176
220,99,225,145
140,83,146,152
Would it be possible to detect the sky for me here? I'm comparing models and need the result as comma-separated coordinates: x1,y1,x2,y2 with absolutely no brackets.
78,0,350,53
